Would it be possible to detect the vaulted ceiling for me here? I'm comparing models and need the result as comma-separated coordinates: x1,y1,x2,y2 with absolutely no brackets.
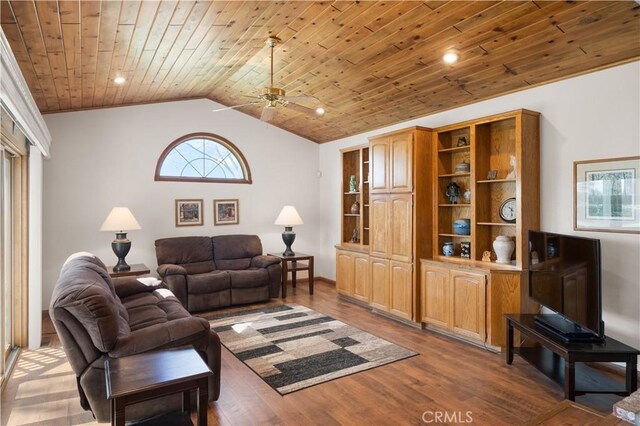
1,1,639,143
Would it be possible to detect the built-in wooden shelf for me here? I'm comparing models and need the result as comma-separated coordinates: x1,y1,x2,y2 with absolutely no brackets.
344,191,360,195
438,233,472,238
438,172,470,178
438,203,471,207
477,178,516,184
477,222,517,227
438,146,470,153
344,214,360,217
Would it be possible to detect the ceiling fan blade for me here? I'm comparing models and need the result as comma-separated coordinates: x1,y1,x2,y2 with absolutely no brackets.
260,105,277,122
284,102,318,115
283,96,320,104
212,102,258,112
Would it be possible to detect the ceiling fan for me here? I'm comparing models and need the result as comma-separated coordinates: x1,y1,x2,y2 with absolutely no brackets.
212,37,325,122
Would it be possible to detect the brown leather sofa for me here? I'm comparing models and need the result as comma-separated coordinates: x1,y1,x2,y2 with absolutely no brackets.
155,234,282,312
49,254,221,423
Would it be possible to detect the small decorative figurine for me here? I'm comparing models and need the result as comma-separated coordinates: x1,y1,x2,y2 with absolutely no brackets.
547,241,556,258
349,175,357,193
531,251,539,265
445,181,461,204
457,136,469,147
463,188,471,203
350,201,360,214
482,250,492,262
506,154,517,179
349,227,359,243
486,170,498,180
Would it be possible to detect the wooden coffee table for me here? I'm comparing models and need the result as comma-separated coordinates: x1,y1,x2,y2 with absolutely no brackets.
105,347,212,426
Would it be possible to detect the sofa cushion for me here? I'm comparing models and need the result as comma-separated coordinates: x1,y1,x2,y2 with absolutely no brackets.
122,290,191,331
216,258,251,270
187,271,231,294
212,235,262,261
156,237,214,266
228,269,269,289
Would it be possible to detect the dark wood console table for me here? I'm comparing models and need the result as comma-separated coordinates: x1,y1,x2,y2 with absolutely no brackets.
504,314,639,401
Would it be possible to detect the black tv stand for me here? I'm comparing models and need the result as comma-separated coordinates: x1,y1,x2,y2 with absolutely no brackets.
504,314,638,401
533,314,603,343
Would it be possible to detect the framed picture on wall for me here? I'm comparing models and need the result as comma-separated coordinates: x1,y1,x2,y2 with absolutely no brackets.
574,156,640,234
175,199,203,227
214,199,239,225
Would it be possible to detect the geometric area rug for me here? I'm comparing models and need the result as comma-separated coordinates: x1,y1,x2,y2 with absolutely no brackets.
205,304,418,395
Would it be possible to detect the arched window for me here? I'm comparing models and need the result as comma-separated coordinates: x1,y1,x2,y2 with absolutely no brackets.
155,133,252,183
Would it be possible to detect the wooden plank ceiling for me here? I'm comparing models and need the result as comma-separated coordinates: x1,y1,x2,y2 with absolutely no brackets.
1,1,639,143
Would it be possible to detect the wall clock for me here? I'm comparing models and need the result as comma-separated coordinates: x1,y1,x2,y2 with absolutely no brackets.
499,197,516,223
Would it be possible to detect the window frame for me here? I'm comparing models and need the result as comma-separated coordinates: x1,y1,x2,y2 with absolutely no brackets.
154,132,252,184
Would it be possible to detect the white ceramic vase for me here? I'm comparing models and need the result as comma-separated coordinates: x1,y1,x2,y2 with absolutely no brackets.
493,236,515,264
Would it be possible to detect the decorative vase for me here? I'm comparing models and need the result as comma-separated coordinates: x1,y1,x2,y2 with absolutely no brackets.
463,188,471,203
453,218,471,235
455,161,470,174
442,242,455,257
547,241,556,259
460,241,471,259
349,175,357,193
350,201,360,214
493,236,515,264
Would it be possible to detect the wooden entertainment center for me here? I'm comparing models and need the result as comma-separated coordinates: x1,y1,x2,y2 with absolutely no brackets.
335,109,540,350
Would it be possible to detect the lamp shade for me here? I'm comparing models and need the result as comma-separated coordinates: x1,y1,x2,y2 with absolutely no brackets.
99,207,141,232
274,206,304,226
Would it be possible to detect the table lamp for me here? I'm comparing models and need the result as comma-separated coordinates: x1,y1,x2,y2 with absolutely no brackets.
100,207,141,272
274,206,303,256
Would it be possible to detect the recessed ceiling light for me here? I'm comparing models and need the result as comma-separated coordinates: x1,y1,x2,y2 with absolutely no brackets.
113,76,126,84
315,107,325,116
442,51,459,65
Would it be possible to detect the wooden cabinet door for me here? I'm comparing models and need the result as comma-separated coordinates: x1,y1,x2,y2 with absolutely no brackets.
389,132,413,193
369,194,390,258
421,263,450,329
389,261,412,320
389,193,413,263
370,257,389,311
370,138,389,193
352,254,371,303
335,250,355,296
450,270,487,342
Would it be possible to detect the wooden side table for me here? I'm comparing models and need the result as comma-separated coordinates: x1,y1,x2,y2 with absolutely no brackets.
107,263,150,278
267,252,314,298
105,347,212,426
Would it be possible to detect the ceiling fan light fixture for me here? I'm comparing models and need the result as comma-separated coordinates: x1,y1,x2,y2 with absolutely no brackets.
315,107,326,116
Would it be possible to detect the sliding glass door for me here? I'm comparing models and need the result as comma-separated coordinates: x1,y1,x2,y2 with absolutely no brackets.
0,148,14,384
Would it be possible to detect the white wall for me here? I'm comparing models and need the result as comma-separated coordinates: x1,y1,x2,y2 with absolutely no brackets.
318,62,640,350
28,150,43,348
43,98,320,310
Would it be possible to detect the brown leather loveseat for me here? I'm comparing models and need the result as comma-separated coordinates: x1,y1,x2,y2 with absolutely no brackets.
49,254,221,423
155,234,282,312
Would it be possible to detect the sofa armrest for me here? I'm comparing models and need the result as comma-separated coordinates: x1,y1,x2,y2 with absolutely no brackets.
250,255,281,268
108,316,211,358
113,276,162,299
157,263,187,277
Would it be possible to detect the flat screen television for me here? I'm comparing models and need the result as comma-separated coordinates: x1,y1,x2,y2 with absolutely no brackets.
528,230,604,342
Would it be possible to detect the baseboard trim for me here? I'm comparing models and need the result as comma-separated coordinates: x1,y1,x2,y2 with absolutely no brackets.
315,276,335,285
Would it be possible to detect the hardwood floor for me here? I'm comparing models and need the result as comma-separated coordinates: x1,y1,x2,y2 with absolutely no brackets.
1,281,628,425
